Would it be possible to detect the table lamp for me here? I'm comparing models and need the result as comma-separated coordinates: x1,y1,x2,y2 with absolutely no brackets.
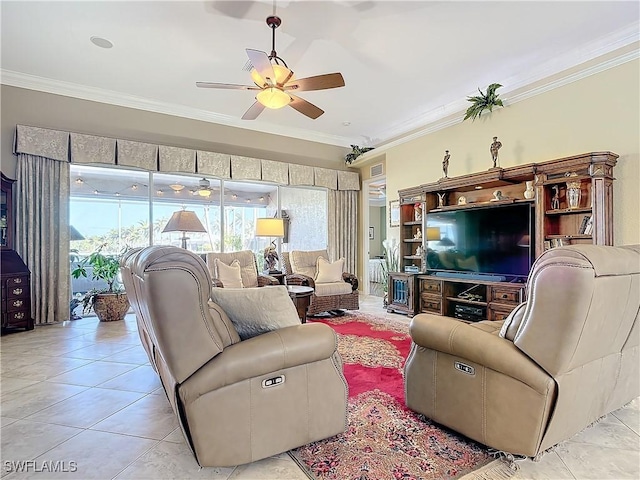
162,209,206,249
255,218,285,273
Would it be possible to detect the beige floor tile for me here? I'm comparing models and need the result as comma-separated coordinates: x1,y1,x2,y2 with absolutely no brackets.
113,440,233,479
0,377,40,395
512,451,575,479
0,354,58,375
62,343,137,361
1,357,93,381
0,417,18,428
228,456,309,480
0,383,88,418
161,428,185,444
556,441,640,479
7,430,157,479
101,347,150,365
0,419,82,465
613,399,640,436
25,387,144,428
90,394,179,440
46,360,138,387
97,365,161,393
568,419,640,450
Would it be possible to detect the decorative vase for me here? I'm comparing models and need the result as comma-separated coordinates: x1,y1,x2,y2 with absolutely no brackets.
93,293,129,322
566,179,582,209
524,181,535,199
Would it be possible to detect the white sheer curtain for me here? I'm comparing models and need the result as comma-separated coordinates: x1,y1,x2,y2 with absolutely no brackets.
328,189,358,274
16,153,70,324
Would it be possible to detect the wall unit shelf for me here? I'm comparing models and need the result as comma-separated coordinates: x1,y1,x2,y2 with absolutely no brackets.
388,151,617,319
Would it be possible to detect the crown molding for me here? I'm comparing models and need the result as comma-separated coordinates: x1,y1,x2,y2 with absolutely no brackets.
369,22,640,148
0,70,356,147
354,34,639,165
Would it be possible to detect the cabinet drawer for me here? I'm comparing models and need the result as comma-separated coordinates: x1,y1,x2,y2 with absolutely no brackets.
7,284,29,298
6,298,27,312
420,294,441,314
488,306,516,322
420,278,441,293
491,287,521,304
5,310,29,325
7,276,28,287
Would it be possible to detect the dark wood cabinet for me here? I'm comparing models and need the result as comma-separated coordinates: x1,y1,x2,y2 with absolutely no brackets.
1,174,34,331
386,272,418,317
391,152,616,320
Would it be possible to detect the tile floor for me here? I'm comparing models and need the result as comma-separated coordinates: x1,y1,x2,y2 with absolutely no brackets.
1,295,638,479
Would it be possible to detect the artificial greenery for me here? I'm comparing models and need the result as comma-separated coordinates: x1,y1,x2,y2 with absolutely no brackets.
463,83,504,121
71,244,126,313
345,144,374,165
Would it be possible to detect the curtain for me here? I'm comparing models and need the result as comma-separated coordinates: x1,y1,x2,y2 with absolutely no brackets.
328,190,358,274
16,153,70,324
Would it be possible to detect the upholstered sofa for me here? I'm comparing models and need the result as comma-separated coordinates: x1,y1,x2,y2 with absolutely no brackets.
282,249,359,316
404,244,640,457
204,250,279,288
120,246,348,467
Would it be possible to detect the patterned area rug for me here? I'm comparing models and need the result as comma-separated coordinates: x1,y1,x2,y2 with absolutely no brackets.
290,312,498,480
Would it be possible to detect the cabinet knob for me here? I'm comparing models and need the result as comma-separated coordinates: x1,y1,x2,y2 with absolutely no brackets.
12,300,23,308
13,278,22,284
501,294,508,299
14,312,25,320
12,288,23,295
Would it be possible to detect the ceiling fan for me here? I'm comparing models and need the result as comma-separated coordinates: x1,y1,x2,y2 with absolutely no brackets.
196,15,345,120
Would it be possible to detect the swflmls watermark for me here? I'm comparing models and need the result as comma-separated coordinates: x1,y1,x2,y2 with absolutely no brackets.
4,460,78,473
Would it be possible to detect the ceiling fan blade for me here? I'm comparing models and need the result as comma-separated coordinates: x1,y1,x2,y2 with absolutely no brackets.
246,48,275,85
285,73,345,92
289,94,324,119
241,101,266,120
196,82,260,90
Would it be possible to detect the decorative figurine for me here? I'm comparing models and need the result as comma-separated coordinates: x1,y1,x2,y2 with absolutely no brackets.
458,196,467,205
414,228,422,239
414,203,423,221
551,185,560,210
437,192,446,208
490,136,502,168
493,190,503,201
416,245,423,257
442,150,450,178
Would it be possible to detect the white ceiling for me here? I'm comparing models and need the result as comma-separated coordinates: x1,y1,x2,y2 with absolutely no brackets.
1,1,638,148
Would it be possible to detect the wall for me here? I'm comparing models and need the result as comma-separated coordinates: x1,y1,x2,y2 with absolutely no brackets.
368,205,383,257
0,85,349,178
369,59,639,252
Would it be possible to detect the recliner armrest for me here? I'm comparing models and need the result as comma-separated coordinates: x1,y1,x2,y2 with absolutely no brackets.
409,314,552,394
179,323,339,403
342,272,358,291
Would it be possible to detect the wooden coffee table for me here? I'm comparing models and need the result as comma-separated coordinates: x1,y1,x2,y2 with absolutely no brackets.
287,285,314,323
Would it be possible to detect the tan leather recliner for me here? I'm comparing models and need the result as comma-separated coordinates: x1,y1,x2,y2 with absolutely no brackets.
204,250,279,287
404,244,640,457
120,246,348,467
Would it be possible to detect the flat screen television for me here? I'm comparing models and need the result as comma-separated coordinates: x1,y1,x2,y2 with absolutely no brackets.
425,203,534,281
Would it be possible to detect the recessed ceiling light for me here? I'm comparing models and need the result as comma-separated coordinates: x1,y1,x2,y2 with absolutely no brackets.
342,121,351,126
90,36,113,49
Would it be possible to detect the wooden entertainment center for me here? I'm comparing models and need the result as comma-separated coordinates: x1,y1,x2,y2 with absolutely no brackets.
387,151,617,318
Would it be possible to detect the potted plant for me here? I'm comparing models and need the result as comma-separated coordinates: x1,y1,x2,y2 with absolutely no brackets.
344,144,374,165
380,238,399,307
71,244,129,322
463,83,504,121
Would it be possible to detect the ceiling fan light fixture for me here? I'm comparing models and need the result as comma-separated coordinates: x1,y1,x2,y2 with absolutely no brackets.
256,87,291,109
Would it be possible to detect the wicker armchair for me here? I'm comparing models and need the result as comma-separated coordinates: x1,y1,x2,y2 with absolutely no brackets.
205,250,279,288
283,250,359,316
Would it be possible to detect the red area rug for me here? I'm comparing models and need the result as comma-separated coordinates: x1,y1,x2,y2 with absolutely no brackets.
290,312,496,480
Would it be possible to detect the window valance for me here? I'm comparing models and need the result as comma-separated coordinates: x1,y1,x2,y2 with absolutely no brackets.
13,124,360,191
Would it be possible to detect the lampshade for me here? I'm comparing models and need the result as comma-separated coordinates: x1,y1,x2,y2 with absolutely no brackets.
256,88,291,109
426,227,441,241
162,210,206,234
69,225,85,241
250,64,293,87
255,218,285,237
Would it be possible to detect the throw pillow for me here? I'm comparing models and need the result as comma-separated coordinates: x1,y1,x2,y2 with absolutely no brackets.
315,257,345,283
215,258,244,288
210,286,301,340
